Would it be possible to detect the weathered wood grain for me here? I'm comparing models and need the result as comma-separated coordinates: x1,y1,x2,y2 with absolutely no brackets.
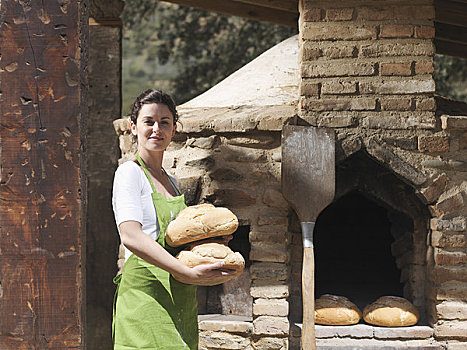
0,1,87,348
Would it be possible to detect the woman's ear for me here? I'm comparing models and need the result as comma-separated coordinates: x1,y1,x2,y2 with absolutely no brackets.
172,123,177,137
130,121,137,137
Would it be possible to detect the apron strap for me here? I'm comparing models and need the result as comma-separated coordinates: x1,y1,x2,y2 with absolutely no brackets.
135,153,157,193
135,153,182,196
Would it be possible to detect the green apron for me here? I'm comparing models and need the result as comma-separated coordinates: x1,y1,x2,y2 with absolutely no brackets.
113,154,198,349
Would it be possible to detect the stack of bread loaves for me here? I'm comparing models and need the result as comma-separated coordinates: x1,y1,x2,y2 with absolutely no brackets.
166,203,245,286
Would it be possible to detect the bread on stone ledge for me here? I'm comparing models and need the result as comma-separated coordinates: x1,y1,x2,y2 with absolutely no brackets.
174,242,245,286
166,204,239,247
363,296,419,327
315,294,362,325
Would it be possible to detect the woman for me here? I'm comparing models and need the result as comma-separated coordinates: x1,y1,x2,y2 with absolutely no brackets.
112,89,234,349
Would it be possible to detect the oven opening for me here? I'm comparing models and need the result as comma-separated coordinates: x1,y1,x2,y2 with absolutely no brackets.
314,191,405,311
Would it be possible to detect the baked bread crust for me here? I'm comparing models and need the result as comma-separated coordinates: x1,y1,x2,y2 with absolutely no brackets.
174,242,245,286
166,204,239,247
315,294,362,325
363,296,419,327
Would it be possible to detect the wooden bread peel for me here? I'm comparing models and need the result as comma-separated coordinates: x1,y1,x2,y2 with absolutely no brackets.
281,125,335,350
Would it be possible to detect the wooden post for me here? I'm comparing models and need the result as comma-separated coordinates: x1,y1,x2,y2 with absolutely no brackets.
0,1,87,348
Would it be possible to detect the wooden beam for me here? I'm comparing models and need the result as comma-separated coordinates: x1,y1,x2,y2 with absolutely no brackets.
0,1,87,348
435,39,467,58
161,0,299,27
231,0,298,13
435,0,467,27
435,22,467,45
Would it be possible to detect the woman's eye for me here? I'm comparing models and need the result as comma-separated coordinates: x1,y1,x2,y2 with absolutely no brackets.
144,121,153,125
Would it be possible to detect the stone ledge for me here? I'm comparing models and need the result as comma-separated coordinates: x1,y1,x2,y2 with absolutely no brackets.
294,323,434,340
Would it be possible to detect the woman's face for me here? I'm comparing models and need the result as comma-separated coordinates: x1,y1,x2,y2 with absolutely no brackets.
131,103,176,153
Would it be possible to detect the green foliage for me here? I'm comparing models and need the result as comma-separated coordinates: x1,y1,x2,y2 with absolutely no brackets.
434,54,467,102
122,0,297,111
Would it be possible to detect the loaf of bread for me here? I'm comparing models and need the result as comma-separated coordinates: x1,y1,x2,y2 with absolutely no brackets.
166,204,239,247
174,242,245,286
315,294,362,325
363,296,419,327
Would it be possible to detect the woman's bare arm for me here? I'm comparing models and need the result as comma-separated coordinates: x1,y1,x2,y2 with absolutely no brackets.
119,221,235,285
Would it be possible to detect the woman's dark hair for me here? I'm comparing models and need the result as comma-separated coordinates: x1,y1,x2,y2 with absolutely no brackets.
130,89,179,125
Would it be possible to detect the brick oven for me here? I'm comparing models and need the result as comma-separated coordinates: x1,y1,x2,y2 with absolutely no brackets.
113,1,467,348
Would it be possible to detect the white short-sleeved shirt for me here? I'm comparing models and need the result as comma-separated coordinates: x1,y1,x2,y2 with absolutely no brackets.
112,161,178,262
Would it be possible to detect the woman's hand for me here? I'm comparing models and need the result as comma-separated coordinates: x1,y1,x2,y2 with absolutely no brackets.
172,261,237,286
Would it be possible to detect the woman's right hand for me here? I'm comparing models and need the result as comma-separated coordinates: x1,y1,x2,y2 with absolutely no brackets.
173,261,237,286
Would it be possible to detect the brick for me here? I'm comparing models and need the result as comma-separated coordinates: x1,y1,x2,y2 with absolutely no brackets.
432,231,467,249
429,283,467,301
341,136,362,156
419,136,450,153
250,263,288,281
326,8,353,21
431,217,467,232
250,231,288,244
199,331,250,349
321,81,357,95
380,25,413,38
302,98,351,111
302,23,377,41
257,215,287,226
434,321,467,339
360,78,435,94
199,319,253,333
447,342,467,350
250,281,289,298
420,174,448,203
253,298,288,317
302,8,321,22
366,137,427,185
350,97,377,110
113,117,130,135
251,337,287,350
250,242,288,263
435,248,467,266
374,326,434,339
357,6,435,21
362,112,436,130
382,136,418,150
441,116,467,130
380,62,412,76
415,26,435,39
415,61,434,74
316,324,373,338
322,45,356,59
299,81,320,97
430,266,467,284
433,192,465,216
360,41,435,58
316,114,355,128
379,97,412,111
302,62,376,78
416,97,436,111
253,316,289,336
263,188,288,210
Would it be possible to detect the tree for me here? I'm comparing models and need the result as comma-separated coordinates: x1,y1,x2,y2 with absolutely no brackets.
122,0,297,110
